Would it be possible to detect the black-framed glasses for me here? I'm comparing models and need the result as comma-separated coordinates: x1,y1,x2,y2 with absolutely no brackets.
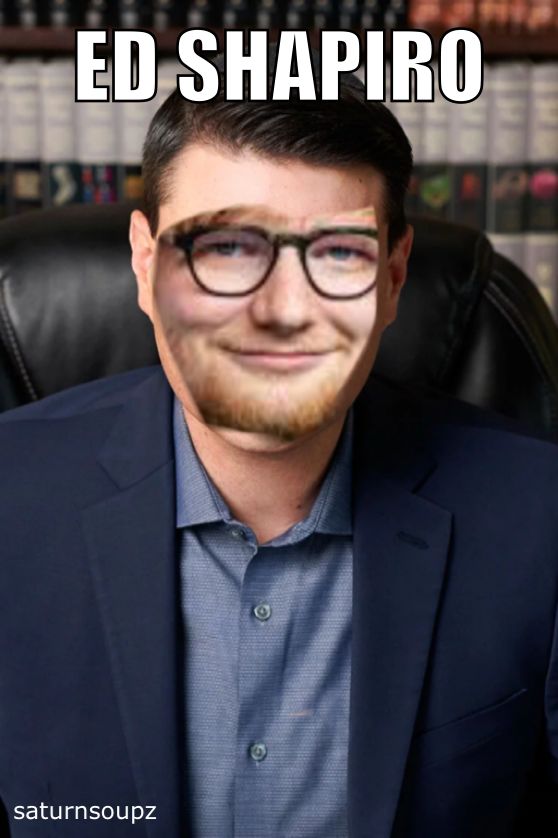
158,224,380,300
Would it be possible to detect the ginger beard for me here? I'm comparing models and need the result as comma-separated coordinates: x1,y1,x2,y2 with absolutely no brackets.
151,204,385,443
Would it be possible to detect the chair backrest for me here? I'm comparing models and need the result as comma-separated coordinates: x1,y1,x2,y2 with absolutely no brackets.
1,203,558,435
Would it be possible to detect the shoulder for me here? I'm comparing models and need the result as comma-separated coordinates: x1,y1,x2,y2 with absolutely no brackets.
0,365,166,488
357,374,558,479
0,365,163,427
363,373,558,443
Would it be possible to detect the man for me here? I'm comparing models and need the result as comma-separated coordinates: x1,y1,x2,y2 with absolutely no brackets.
0,61,558,838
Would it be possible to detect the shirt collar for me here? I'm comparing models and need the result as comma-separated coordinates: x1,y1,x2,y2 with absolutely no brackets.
173,396,353,537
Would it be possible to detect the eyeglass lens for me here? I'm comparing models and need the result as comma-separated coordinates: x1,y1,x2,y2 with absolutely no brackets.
187,227,379,296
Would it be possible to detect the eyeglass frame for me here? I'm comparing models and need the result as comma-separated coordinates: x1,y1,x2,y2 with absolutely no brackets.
158,223,381,300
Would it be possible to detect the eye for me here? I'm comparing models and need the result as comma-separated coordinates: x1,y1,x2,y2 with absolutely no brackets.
193,230,266,260
320,245,371,262
309,233,378,267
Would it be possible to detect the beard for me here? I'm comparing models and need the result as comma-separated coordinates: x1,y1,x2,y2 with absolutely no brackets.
160,329,358,443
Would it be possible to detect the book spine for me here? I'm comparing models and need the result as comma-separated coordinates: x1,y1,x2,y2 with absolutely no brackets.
485,62,530,271
255,0,284,28
0,60,6,219
5,60,42,215
40,59,81,208
441,0,478,28
526,0,555,31
383,0,408,28
116,94,156,202
11,0,41,26
117,0,147,27
75,63,118,205
408,0,442,27
83,0,114,27
151,0,179,29
447,68,491,230
45,0,76,26
416,78,452,221
478,0,511,29
359,0,386,29
392,97,425,219
524,62,558,317
508,0,529,32
284,0,313,28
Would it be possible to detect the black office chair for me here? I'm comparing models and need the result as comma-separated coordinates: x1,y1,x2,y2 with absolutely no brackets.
0,203,557,436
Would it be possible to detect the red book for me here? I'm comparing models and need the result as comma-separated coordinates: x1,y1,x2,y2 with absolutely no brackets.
477,0,510,28
526,0,555,30
408,0,442,27
508,0,528,31
441,0,478,27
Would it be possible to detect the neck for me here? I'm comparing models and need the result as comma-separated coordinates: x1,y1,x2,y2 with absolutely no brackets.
183,408,347,544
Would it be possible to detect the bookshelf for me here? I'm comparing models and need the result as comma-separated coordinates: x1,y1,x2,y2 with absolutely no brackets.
0,26,556,57
0,15,556,316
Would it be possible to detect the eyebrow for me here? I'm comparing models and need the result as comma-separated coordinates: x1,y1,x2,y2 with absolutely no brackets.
165,205,380,236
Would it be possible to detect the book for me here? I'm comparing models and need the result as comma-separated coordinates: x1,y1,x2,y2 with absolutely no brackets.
408,0,442,27
0,59,6,217
441,0,478,27
485,62,530,271
392,94,425,218
74,63,118,205
524,62,558,315
416,83,452,222
39,60,81,208
448,68,492,231
4,60,42,215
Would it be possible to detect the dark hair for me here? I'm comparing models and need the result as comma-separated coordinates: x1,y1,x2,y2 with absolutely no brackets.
142,68,413,251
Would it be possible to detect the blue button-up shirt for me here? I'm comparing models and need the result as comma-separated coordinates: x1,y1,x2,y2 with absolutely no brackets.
174,397,353,838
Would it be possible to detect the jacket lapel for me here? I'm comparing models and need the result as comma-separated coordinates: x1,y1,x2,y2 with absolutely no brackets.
348,379,453,838
81,369,183,838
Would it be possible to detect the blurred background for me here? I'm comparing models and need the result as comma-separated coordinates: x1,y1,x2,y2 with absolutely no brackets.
0,0,556,314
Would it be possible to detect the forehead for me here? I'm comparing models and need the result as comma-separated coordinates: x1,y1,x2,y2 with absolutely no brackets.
158,144,387,235
161,203,379,237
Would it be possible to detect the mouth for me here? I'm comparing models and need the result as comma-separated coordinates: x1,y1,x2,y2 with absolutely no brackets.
225,348,330,372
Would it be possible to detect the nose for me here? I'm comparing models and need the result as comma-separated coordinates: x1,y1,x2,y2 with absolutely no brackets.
248,245,316,333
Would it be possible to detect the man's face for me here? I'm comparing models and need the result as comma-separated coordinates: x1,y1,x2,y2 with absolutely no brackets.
130,144,412,450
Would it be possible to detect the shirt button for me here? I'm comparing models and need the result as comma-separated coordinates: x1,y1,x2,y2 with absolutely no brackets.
230,528,244,539
253,603,272,622
249,742,268,762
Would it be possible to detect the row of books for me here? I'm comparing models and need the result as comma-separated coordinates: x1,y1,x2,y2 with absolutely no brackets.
0,58,556,315
0,0,407,30
2,0,557,31
409,0,558,31
382,61,558,313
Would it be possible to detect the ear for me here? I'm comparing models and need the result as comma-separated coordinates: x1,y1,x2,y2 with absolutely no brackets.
384,224,414,327
129,209,156,322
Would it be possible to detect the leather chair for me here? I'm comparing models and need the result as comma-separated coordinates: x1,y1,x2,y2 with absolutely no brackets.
0,203,558,437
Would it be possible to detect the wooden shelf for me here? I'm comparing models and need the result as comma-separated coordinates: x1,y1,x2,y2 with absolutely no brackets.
0,26,556,58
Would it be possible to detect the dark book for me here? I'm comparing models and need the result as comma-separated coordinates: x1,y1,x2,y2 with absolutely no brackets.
285,0,313,28
448,72,490,231
383,0,407,28
524,62,558,317
360,0,385,28
117,0,147,27
485,63,530,271
222,0,252,27
416,88,452,221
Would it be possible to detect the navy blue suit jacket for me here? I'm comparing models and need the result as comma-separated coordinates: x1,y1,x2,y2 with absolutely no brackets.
0,365,557,837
